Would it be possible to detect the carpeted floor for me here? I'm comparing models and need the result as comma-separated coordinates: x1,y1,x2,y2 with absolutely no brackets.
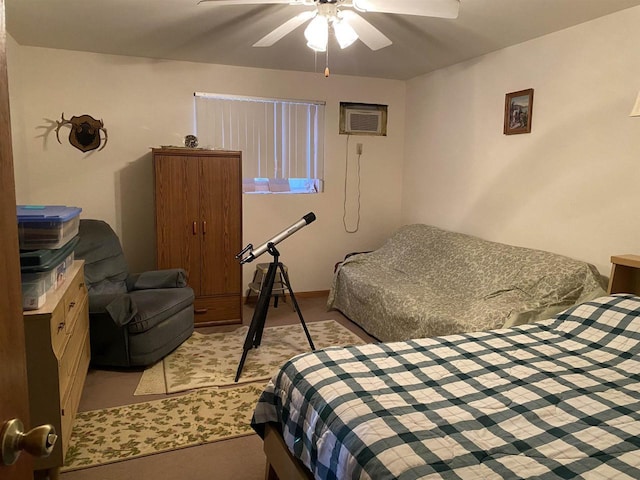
60,295,376,480
135,319,365,395
63,384,263,471
62,319,366,471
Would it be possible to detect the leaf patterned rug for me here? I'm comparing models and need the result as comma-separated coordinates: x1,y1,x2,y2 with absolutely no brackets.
62,383,264,471
134,320,366,395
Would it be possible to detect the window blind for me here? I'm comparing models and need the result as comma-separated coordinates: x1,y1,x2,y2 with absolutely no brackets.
195,93,325,193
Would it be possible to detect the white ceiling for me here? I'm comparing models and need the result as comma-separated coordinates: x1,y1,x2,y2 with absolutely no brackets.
7,0,640,80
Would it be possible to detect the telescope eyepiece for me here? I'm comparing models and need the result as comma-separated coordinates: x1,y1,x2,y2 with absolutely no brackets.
303,212,316,224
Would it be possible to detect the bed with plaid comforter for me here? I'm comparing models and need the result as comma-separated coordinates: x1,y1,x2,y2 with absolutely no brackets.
252,294,640,479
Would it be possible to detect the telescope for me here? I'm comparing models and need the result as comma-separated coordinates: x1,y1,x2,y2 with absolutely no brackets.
236,212,316,264
234,212,317,381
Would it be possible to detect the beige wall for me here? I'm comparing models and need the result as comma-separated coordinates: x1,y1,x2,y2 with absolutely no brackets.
403,6,640,275
7,45,405,292
12,5,638,293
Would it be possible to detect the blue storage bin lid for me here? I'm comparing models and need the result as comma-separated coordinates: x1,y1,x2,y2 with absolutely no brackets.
17,205,82,223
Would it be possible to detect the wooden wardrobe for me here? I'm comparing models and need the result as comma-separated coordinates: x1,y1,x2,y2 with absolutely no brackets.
152,148,242,326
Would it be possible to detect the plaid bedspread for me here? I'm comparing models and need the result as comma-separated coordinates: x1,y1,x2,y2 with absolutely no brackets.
251,295,640,479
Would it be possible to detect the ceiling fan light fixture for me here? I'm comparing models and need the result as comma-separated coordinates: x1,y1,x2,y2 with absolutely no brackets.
334,18,358,49
304,15,328,52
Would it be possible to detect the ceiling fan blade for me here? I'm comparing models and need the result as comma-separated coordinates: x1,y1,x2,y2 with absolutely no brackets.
198,0,308,5
340,11,391,51
352,0,459,19
253,10,316,47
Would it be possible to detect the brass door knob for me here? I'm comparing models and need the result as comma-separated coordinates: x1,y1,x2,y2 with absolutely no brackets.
1,419,57,465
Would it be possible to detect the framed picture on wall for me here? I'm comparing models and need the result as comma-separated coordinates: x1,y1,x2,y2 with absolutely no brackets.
504,88,534,135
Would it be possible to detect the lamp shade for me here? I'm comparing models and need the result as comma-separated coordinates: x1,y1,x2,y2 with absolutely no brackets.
305,15,328,52
334,18,358,49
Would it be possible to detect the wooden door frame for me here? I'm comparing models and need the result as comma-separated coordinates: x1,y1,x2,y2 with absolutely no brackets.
0,0,34,478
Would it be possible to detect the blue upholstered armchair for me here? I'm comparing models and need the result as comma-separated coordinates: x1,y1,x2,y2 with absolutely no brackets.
74,219,194,367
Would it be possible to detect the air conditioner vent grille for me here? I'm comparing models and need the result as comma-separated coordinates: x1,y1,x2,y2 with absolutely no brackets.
349,112,380,133
339,102,387,136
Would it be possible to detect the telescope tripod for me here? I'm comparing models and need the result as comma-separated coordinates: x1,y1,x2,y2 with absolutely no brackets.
235,243,315,382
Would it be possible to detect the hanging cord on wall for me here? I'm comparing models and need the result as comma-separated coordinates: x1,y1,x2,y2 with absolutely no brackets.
343,134,362,233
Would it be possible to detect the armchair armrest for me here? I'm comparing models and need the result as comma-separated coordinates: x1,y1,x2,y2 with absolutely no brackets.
88,292,119,313
89,293,137,327
126,269,188,291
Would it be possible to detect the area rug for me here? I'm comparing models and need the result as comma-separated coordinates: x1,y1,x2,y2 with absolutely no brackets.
134,320,366,395
62,383,264,471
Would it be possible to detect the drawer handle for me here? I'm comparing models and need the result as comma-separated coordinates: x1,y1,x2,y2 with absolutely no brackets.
79,282,85,289
68,301,76,310
58,322,65,332
194,308,208,314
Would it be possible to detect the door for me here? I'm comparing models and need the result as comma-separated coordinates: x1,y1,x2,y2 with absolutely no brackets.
199,153,242,296
154,153,201,294
0,0,34,477
155,151,242,298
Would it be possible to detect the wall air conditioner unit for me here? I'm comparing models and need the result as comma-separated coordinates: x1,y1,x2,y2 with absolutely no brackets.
340,102,387,136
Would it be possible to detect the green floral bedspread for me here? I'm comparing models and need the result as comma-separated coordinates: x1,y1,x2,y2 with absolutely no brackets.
327,224,606,341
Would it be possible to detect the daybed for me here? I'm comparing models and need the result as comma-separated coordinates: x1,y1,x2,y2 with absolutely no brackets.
328,224,606,341
252,294,640,480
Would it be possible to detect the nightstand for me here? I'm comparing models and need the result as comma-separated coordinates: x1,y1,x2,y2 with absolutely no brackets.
608,255,640,295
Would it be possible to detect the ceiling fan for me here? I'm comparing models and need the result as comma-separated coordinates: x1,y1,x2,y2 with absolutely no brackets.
199,0,460,52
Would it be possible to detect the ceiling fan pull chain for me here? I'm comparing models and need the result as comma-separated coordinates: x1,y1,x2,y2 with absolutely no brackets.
325,45,330,77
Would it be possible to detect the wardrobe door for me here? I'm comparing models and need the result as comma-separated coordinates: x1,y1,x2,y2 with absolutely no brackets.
154,154,201,295
199,153,242,308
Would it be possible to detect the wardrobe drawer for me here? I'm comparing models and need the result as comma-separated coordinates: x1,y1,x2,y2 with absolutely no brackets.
194,295,242,325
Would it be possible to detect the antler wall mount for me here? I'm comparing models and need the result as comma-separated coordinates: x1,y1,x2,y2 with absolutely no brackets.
55,113,108,152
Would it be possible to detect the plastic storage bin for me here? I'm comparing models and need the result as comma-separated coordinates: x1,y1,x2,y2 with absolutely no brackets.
20,236,78,310
21,277,48,310
19,236,79,268
17,205,82,250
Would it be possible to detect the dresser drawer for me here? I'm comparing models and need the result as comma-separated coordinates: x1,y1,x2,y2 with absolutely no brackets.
49,267,87,358
62,268,87,335
58,296,89,403
60,330,90,456
50,301,68,358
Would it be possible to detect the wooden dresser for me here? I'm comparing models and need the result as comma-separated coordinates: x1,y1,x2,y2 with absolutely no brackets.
153,148,243,326
23,260,90,478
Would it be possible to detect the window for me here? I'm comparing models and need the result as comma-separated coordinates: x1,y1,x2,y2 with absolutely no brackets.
195,93,325,194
